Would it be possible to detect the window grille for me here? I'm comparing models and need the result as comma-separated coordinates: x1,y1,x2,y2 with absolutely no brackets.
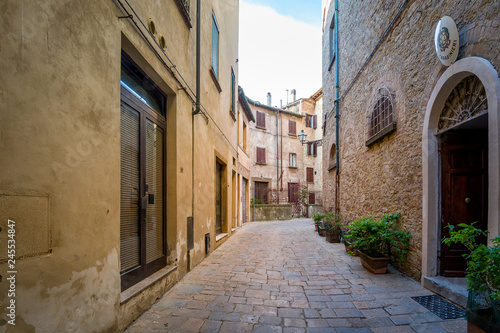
366,87,396,146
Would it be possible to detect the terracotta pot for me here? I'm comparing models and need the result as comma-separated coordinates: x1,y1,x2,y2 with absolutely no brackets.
343,239,357,256
326,231,340,243
314,223,319,232
318,227,326,237
357,250,389,274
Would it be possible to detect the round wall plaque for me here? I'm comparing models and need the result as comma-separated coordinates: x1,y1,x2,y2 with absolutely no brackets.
435,16,459,66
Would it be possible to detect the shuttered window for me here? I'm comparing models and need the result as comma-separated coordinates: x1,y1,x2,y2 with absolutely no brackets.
289,153,297,167
120,52,166,291
305,114,312,127
309,192,316,204
256,111,266,128
307,167,314,183
211,12,219,78
256,147,266,164
307,142,318,157
289,120,296,135
312,115,317,129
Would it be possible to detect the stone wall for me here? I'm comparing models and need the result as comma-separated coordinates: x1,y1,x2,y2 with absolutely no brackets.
252,204,293,221
322,0,500,280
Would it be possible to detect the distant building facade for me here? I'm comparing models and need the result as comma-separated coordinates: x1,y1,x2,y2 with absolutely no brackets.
322,0,500,303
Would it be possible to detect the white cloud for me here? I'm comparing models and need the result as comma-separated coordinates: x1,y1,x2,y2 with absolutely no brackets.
238,1,322,106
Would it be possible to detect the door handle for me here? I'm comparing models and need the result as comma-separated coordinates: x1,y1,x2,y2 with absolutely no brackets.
465,197,471,204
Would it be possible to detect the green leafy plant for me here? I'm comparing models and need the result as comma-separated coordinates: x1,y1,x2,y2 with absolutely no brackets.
442,223,500,300
323,212,343,233
312,213,325,224
348,213,411,261
251,198,263,205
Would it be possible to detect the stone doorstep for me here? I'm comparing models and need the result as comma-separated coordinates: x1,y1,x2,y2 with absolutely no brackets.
422,276,468,308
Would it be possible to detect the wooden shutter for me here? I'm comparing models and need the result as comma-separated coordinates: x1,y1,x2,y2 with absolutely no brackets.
307,142,312,156
309,192,315,204
257,111,265,128
289,120,296,135
257,147,266,164
313,115,317,129
313,142,317,157
305,114,311,127
307,167,314,183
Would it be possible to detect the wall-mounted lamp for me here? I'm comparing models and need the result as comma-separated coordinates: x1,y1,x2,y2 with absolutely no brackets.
298,129,307,145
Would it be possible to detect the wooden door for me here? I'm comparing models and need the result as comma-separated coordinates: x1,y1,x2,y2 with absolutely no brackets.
254,181,268,204
242,179,247,223
440,131,488,276
288,182,299,203
216,162,222,235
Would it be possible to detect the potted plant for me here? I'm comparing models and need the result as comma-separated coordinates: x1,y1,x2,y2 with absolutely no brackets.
341,230,357,256
349,213,411,274
324,212,343,243
312,213,325,232
442,223,500,332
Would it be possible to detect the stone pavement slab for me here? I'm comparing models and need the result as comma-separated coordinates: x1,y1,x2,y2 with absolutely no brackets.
124,219,466,332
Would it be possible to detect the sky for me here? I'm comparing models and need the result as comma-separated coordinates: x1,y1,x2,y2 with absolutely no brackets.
239,0,322,107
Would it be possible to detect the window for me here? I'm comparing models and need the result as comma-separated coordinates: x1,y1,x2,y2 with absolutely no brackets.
289,153,297,168
256,111,266,129
307,142,317,157
366,87,397,146
254,181,268,204
288,119,296,135
328,144,337,171
256,147,266,164
306,167,314,183
174,0,191,26
329,14,336,69
309,192,316,204
120,52,167,291
243,122,247,151
305,114,317,128
230,68,235,119
211,12,219,79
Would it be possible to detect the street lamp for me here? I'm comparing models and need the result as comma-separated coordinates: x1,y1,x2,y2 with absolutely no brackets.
298,129,307,145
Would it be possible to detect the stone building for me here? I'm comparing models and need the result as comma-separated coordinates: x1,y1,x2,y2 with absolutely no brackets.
322,0,500,305
248,96,304,207
0,0,239,331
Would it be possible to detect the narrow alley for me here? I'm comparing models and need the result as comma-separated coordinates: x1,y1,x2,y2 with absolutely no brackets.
125,219,466,333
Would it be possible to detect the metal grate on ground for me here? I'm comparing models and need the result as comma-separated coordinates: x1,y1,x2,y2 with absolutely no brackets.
411,294,466,320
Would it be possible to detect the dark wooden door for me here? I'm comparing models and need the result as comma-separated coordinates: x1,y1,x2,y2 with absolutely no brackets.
288,182,299,203
216,162,222,235
440,131,488,276
254,181,268,204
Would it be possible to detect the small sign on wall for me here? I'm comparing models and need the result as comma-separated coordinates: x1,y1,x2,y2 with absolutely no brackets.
435,16,459,66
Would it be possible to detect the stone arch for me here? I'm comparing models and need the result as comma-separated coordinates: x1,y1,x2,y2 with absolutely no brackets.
421,57,500,280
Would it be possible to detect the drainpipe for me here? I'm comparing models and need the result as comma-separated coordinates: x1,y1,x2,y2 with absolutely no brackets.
280,111,283,192
334,0,340,214
276,109,279,202
190,0,201,269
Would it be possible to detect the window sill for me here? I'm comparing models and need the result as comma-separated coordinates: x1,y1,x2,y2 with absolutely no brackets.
120,264,177,305
210,67,222,93
256,125,266,130
365,122,397,147
216,233,228,242
288,133,297,137
256,163,267,165
230,110,236,122
289,166,298,169
327,164,337,171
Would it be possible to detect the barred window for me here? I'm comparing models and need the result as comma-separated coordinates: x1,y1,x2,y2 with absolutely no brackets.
366,87,397,146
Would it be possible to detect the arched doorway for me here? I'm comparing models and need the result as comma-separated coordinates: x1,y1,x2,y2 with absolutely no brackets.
422,57,500,282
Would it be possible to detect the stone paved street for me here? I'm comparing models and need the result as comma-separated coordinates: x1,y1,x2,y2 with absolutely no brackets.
125,219,466,333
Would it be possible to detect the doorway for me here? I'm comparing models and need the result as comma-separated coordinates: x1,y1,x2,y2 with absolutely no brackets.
440,130,488,276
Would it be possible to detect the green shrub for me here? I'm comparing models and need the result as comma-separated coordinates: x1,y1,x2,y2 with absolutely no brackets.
349,213,411,261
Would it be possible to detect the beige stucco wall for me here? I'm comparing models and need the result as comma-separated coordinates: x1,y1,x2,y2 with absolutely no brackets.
322,0,500,280
0,0,239,331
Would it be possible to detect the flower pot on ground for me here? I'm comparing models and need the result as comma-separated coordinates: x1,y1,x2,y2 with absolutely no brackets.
442,223,500,331
340,229,357,256
324,212,343,243
357,250,390,274
349,213,411,274
313,213,325,233
318,226,326,237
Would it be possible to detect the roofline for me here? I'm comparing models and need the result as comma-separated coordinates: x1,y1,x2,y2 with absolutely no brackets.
246,97,304,118
238,86,255,122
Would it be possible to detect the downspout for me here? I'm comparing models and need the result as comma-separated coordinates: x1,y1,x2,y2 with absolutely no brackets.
190,0,201,268
334,0,340,215
280,111,283,193
276,110,279,202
